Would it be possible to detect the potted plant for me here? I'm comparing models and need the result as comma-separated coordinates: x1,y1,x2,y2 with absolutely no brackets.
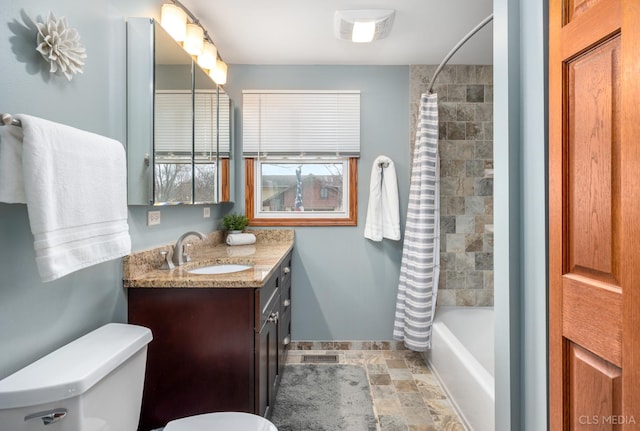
222,213,249,233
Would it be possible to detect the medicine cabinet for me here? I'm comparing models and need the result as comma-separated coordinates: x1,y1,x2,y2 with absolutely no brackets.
126,18,232,205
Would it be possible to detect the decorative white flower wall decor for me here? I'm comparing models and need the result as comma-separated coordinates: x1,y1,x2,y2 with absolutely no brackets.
36,12,87,81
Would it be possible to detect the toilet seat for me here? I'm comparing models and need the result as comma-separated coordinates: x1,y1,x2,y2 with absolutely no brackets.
164,412,278,431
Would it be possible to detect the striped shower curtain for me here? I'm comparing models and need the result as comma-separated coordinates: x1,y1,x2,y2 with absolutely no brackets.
393,93,440,352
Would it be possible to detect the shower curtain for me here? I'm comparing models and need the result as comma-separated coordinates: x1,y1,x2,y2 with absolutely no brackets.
393,93,440,352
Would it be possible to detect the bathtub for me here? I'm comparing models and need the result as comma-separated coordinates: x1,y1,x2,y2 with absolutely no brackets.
425,306,494,431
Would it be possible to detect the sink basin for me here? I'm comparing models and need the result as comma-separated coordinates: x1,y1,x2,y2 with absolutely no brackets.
187,264,252,275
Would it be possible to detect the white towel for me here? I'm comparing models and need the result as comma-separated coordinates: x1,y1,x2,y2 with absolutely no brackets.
0,125,27,203
12,114,131,282
364,155,400,241
226,233,257,246
226,245,256,257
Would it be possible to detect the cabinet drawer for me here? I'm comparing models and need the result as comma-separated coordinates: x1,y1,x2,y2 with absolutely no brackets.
257,272,279,330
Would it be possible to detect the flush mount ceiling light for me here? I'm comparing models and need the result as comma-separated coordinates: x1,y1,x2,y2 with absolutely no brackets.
334,9,395,43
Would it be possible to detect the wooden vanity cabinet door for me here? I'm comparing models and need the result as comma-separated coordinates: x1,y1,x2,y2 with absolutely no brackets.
128,288,255,430
256,293,280,418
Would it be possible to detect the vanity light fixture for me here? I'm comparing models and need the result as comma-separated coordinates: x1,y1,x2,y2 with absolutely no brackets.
334,9,396,43
160,1,227,84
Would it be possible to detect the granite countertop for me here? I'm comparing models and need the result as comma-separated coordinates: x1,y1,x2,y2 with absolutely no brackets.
123,229,294,288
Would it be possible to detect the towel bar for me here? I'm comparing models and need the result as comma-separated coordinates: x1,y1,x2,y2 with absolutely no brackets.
1,113,22,127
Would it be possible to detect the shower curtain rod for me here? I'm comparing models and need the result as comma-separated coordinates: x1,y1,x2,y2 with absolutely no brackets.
427,13,494,94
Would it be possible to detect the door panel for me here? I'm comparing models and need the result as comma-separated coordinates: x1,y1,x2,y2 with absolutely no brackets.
566,0,607,23
550,0,640,428
569,343,622,430
562,276,622,365
567,36,621,283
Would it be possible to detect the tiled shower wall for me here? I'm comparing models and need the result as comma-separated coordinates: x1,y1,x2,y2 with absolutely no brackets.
410,65,494,307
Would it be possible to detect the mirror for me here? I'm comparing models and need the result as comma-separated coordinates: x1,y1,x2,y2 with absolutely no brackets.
126,18,232,205
218,90,231,202
153,24,194,204
193,61,217,203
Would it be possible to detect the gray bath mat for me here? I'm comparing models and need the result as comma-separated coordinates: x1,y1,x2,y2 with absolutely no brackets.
270,364,377,431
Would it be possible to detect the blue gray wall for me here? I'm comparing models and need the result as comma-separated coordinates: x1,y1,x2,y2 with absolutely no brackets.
224,65,410,341
0,0,223,379
494,0,547,429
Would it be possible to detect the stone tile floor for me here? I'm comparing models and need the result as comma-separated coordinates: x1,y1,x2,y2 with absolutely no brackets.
286,349,466,431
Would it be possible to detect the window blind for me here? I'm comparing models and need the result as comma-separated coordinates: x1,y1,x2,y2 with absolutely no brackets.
155,90,230,156
154,91,192,154
217,92,231,157
194,92,215,157
242,90,360,157
194,92,231,157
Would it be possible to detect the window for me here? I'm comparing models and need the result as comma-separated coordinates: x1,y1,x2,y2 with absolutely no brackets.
243,90,360,226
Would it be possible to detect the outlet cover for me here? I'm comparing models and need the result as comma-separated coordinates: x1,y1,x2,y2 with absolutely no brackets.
203,207,211,218
147,210,161,226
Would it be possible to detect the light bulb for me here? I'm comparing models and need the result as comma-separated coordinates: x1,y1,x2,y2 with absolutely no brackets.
352,21,376,43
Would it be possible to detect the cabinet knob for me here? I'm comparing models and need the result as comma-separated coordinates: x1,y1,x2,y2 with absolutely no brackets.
268,311,279,324
283,267,291,274
283,298,291,308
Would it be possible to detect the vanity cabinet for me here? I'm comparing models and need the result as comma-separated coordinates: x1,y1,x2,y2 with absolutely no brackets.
128,251,292,430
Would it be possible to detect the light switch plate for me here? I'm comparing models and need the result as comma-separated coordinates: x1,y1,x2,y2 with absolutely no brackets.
203,207,211,218
147,210,161,226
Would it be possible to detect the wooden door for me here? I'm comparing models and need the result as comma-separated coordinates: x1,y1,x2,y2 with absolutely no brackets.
549,0,640,429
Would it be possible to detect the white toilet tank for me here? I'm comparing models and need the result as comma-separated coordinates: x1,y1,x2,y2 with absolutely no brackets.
0,323,152,431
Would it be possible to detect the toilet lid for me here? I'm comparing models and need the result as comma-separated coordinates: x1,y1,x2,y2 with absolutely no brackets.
164,412,278,431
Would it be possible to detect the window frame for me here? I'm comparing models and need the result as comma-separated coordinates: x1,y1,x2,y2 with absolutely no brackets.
245,158,358,227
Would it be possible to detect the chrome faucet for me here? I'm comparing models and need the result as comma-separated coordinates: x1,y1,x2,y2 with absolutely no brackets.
172,231,206,266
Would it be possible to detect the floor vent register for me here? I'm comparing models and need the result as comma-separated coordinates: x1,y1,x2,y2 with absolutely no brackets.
301,354,339,363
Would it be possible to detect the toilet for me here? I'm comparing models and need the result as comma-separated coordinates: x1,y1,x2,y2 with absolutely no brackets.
0,323,277,431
